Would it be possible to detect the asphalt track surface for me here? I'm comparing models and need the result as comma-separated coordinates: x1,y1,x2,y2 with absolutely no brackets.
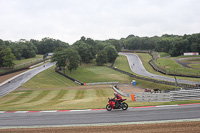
119,52,199,85
0,62,56,97
0,104,200,128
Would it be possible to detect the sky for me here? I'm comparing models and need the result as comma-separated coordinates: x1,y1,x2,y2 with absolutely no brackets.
0,0,200,44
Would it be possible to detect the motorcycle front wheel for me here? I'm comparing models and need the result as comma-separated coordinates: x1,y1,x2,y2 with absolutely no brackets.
122,102,128,110
106,104,112,111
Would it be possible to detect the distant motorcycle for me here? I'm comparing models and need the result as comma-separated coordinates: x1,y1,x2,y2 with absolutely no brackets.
106,98,128,111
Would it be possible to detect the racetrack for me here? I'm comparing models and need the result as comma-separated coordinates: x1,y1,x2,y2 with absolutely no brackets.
0,104,200,128
0,62,56,97
119,52,199,85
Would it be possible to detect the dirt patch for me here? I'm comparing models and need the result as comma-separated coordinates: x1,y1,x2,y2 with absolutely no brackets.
117,84,145,93
0,121,199,133
0,69,28,84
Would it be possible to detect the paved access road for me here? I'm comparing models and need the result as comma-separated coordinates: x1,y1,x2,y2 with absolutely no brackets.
0,104,200,127
119,52,199,85
0,62,56,97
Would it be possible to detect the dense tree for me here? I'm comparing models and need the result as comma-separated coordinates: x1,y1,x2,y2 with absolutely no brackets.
22,41,38,59
34,38,69,54
96,50,107,66
106,39,122,52
51,49,68,68
73,40,94,64
51,48,80,73
65,48,80,73
104,45,118,63
0,48,15,68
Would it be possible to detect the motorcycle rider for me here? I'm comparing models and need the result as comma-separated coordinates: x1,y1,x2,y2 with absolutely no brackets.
114,92,122,108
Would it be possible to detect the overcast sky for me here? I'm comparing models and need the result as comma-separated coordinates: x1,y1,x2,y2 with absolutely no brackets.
0,0,200,44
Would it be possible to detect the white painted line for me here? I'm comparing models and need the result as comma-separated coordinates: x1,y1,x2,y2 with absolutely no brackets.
15,111,28,113
40,110,58,113
156,105,178,108
0,111,5,113
70,109,91,112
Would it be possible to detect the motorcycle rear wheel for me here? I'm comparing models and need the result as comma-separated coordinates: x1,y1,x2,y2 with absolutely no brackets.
122,102,128,110
106,104,112,111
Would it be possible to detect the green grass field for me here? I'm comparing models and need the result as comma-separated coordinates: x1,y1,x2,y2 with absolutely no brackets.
189,64,200,69
13,55,44,66
0,53,200,111
64,64,131,84
136,53,200,82
0,55,44,74
154,57,200,75
0,88,114,110
159,52,170,58
21,66,77,89
113,55,175,90
1,87,200,111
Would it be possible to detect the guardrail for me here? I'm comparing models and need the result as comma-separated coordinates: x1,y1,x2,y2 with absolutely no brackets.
112,85,129,97
113,85,200,102
86,82,119,85
170,89,200,101
131,92,171,102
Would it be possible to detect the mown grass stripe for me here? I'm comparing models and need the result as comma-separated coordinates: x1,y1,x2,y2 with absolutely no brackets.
51,90,68,101
96,89,108,98
74,90,85,99
29,90,66,107
25,90,50,103
1,90,33,105
0,90,41,107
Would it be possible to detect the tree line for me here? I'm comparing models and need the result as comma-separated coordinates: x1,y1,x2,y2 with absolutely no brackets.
1,32,199,72
51,36,119,73
0,38,69,68
0,36,119,72
121,33,200,56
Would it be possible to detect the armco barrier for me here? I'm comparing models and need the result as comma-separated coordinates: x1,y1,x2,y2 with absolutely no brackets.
112,85,129,97
132,92,171,102
86,82,119,85
113,85,200,102
170,89,200,101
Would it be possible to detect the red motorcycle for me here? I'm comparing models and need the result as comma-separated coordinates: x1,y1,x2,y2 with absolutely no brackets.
106,98,128,111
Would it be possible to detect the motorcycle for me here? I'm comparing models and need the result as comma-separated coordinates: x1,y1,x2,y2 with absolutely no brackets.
106,98,128,111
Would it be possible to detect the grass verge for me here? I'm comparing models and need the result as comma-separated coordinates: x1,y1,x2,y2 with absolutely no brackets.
21,66,78,89
0,87,200,111
13,55,44,66
136,53,200,82
64,64,132,84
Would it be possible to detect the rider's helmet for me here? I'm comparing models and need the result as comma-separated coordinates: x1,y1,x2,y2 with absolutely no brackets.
114,92,117,96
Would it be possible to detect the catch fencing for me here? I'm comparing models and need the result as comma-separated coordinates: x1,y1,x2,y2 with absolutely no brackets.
112,85,200,102
170,89,200,101
131,92,171,102
86,82,119,86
